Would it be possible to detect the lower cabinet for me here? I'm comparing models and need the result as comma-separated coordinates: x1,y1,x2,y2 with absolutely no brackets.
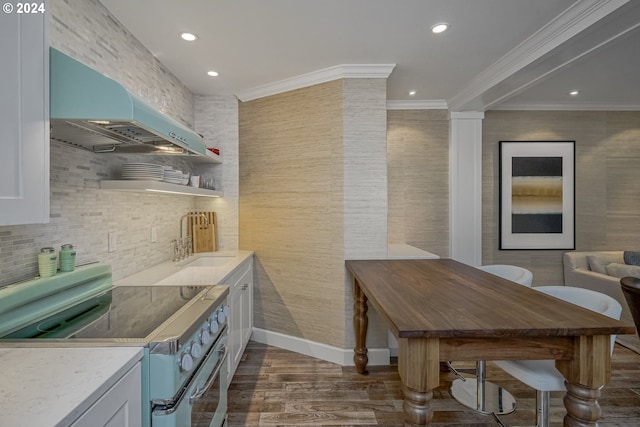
239,270,254,348
225,258,253,385
71,362,142,427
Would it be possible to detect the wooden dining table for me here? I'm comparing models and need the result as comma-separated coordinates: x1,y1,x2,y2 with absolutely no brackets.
346,258,636,427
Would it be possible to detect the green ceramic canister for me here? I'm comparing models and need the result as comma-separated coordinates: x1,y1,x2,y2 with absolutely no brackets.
38,247,57,277
59,244,76,272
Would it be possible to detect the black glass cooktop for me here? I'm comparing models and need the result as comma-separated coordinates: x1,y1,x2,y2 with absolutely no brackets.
4,286,206,340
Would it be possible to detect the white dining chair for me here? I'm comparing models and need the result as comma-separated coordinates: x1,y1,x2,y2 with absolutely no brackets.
493,286,622,427
477,264,533,287
449,264,533,415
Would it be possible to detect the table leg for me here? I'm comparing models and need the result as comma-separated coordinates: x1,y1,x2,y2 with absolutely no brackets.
398,337,440,426
353,278,369,374
556,335,610,427
563,381,602,426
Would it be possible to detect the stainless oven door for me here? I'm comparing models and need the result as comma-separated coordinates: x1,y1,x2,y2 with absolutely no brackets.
152,336,228,427
190,345,228,427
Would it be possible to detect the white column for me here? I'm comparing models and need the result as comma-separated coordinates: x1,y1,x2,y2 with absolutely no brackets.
449,112,484,266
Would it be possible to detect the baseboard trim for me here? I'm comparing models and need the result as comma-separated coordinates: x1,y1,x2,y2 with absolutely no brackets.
250,328,390,366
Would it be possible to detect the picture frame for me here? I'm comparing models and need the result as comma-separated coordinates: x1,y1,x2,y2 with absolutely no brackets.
499,141,575,250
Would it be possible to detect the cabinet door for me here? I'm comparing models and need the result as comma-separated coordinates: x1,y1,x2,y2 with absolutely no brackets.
240,270,253,346
0,3,50,225
227,265,253,384
229,284,243,381
71,362,142,427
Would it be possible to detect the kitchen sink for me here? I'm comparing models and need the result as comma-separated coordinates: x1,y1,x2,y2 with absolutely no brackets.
182,255,235,267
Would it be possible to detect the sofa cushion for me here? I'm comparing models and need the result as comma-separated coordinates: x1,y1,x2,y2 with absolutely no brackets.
624,251,640,266
606,263,640,279
587,253,624,274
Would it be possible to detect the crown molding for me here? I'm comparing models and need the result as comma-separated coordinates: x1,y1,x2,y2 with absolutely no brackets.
236,64,396,102
493,102,640,111
447,0,630,112
386,100,448,110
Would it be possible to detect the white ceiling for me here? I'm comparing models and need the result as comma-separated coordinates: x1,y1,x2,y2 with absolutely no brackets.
100,0,640,111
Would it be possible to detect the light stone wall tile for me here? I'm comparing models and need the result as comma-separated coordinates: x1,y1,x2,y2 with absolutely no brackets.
194,95,240,250
482,110,640,285
0,0,207,286
50,0,194,127
0,141,198,286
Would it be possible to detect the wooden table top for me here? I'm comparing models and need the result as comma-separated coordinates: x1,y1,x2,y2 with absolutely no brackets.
346,258,636,339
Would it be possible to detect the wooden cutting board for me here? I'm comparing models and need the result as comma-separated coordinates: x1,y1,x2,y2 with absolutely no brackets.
187,211,217,252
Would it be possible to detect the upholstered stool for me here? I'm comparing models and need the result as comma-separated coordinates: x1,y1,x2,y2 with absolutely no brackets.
493,286,622,427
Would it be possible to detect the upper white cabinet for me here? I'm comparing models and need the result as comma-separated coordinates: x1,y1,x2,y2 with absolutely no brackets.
0,2,50,225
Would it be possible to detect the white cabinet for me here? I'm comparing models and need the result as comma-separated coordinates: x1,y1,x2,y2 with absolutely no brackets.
0,2,50,225
225,258,253,384
71,362,142,427
240,270,253,346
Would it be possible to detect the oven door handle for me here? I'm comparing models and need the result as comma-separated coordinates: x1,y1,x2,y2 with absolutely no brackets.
189,344,228,404
152,326,227,416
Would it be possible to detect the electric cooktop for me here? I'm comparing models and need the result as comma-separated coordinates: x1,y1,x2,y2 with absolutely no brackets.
3,285,206,340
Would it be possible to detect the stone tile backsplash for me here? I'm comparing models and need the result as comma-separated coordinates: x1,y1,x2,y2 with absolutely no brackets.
0,142,198,287
50,0,195,127
194,95,240,251
0,0,236,287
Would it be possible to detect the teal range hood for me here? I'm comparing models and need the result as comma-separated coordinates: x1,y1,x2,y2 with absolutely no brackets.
49,48,206,156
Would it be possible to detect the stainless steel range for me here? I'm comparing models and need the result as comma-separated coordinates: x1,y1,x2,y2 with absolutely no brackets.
0,264,229,427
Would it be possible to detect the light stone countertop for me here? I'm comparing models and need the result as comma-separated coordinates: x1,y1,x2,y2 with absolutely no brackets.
0,346,143,427
0,250,253,427
114,249,254,287
387,243,439,259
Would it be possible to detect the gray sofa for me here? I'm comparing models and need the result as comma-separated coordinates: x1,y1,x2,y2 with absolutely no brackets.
563,251,640,349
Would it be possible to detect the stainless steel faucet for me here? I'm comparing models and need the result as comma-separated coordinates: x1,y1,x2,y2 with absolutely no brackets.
174,213,209,261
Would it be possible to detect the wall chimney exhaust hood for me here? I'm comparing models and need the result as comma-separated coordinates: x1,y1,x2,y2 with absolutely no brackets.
49,48,208,158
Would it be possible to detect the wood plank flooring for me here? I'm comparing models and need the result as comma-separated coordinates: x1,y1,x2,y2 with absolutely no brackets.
228,341,640,426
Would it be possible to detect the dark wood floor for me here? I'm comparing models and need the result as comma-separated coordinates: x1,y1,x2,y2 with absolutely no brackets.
227,341,640,426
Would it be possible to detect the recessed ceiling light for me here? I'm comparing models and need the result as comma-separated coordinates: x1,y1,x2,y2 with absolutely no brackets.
431,23,449,34
180,32,198,41
569,90,579,96
409,90,417,96
207,70,219,77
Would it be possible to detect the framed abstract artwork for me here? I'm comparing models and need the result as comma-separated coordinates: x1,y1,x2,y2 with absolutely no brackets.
499,141,575,250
